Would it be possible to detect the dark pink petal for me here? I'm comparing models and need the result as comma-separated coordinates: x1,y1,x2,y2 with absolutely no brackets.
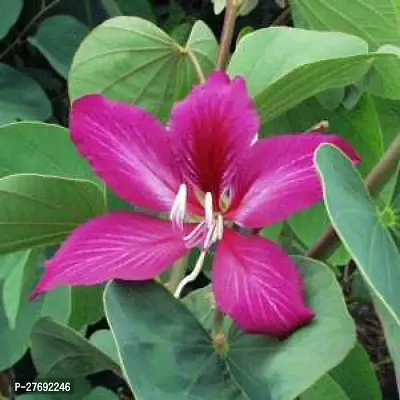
213,229,314,337
169,71,260,206
71,95,179,213
32,213,190,297
230,134,360,228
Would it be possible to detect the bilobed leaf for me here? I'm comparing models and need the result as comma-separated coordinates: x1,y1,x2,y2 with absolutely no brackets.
69,17,218,121
0,122,97,181
28,16,89,79
105,256,355,400
89,329,120,365
227,256,356,400
31,317,120,378
0,174,106,254
228,28,375,123
84,387,119,400
0,64,52,124
0,250,70,370
0,0,23,40
315,144,400,325
105,280,245,400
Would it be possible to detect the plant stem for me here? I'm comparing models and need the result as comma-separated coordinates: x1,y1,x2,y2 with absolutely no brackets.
212,307,228,354
0,0,62,61
187,49,205,83
270,6,291,27
307,134,400,260
217,0,239,71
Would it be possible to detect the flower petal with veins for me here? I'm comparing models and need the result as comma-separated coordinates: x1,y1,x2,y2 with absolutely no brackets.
213,228,314,337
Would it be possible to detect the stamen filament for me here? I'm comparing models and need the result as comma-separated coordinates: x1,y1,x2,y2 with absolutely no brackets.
170,184,187,228
204,192,213,227
174,251,207,298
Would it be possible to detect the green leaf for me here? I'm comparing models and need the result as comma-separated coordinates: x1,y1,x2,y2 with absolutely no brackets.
31,317,121,378
228,27,375,123
105,256,355,400
227,256,356,400
330,343,382,400
69,17,218,121
263,94,384,264
89,329,120,365
315,144,400,326
0,250,70,370
292,1,400,100
0,174,105,254
292,0,400,50
299,375,350,400
83,387,119,400
0,122,97,181
104,280,245,399
100,0,155,21
373,98,400,149
28,16,89,79
0,0,23,40
2,250,34,329
0,64,52,124
68,285,105,331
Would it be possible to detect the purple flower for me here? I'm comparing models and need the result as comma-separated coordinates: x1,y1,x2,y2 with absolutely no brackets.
33,72,359,337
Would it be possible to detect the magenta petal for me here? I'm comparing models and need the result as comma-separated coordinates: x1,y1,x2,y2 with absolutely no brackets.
32,213,189,297
71,95,179,213
213,229,314,337
230,134,360,228
169,71,260,196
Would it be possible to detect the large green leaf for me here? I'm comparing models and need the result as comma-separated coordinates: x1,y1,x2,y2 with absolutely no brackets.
0,174,105,254
228,27,376,123
105,280,244,400
69,17,218,121
0,64,52,124
105,256,355,400
291,0,400,50
0,0,23,40
315,144,400,325
263,94,384,264
0,250,70,370
292,0,400,100
0,122,96,180
31,317,121,378
28,16,89,79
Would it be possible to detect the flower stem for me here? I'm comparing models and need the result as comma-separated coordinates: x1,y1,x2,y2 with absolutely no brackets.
187,49,205,84
307,134,400,261
217,0,240,71
212,307,228,354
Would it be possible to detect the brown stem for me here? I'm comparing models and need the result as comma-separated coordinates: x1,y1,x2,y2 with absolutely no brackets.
217,0,239,71
212,307,228,354
0,0,62,61
187,49,205,83
270,7,291,27
307,134,400,260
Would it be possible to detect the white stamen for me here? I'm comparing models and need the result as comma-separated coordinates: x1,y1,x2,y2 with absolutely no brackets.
183,221,205,247
216,214,224,240
170,184,187,229
174,251,207,298
204,192,213,227
251,133,259,146
203,220,217,249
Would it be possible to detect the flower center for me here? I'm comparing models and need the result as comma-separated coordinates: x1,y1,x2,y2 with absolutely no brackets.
170,184,224,250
